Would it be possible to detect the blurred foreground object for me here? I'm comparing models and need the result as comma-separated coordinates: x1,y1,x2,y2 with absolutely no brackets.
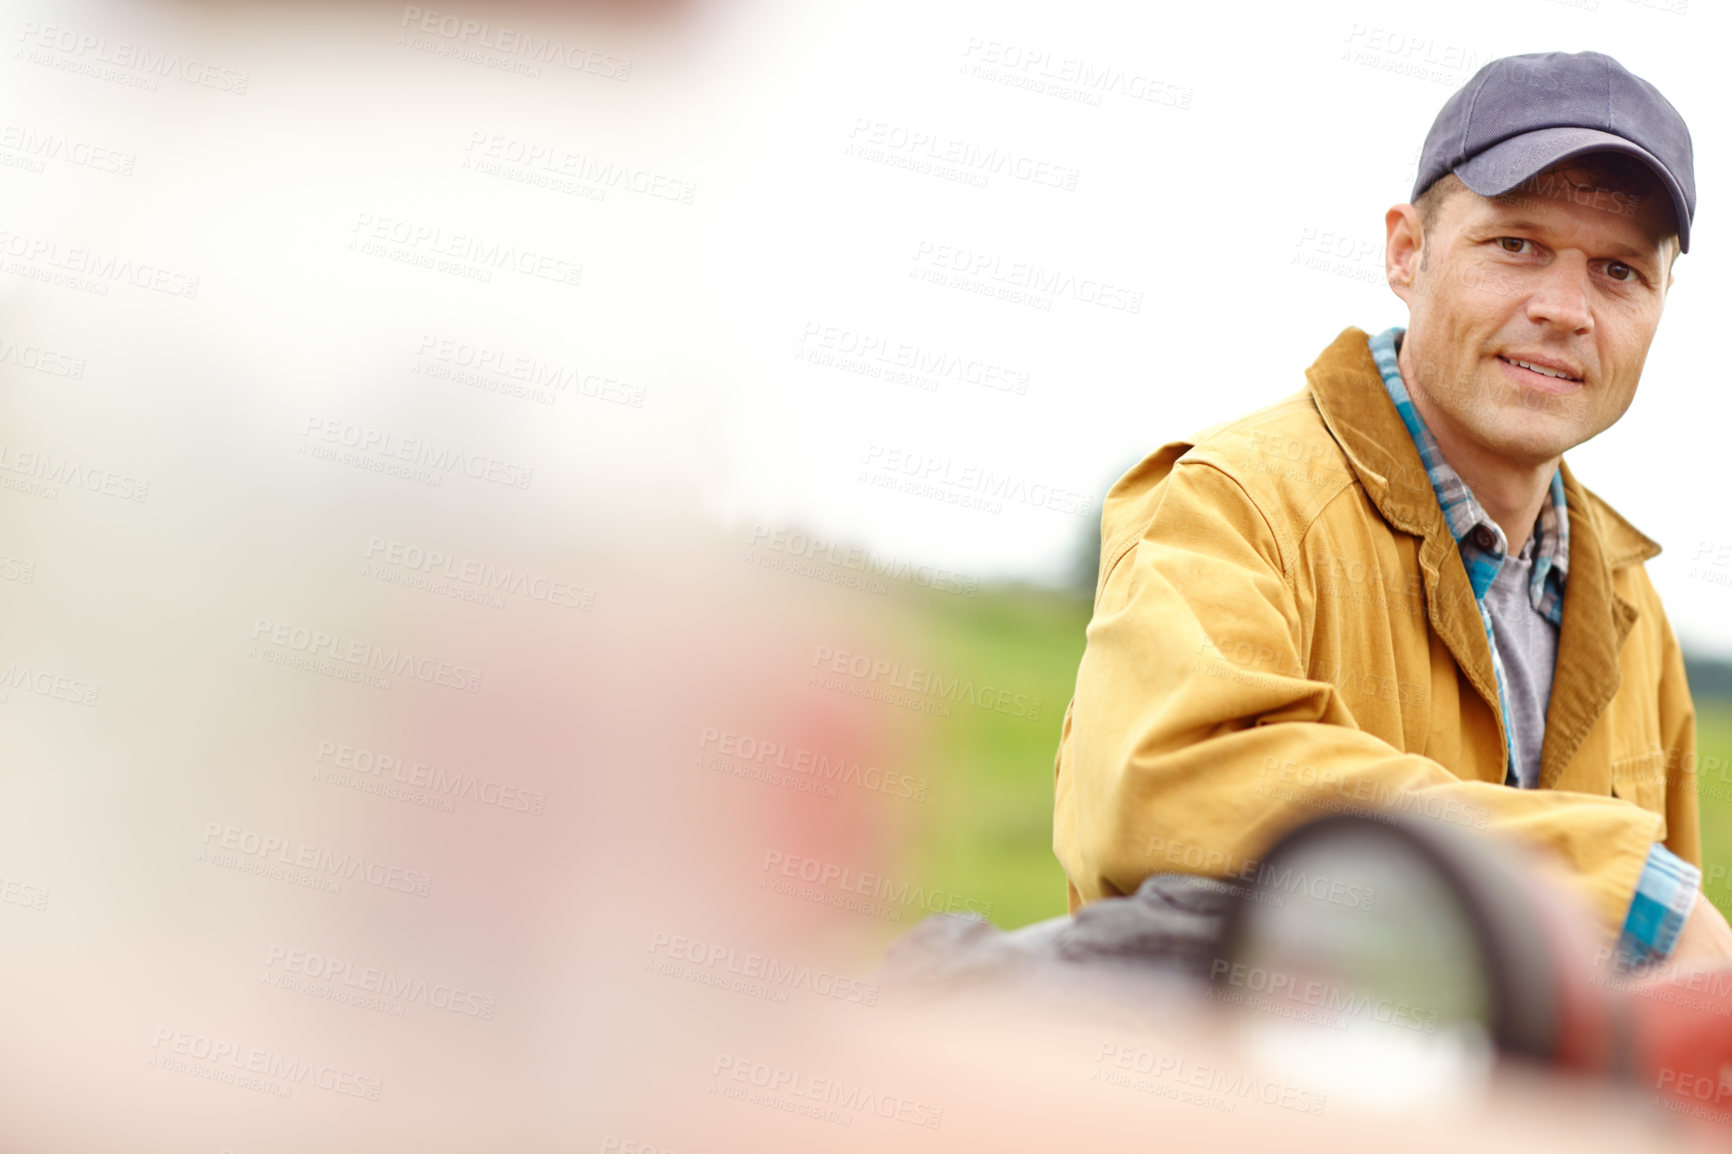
883,811,1732,1146
1216,807,1732,1140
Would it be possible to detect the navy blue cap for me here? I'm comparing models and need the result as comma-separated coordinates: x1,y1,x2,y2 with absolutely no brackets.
1413,51,1695,252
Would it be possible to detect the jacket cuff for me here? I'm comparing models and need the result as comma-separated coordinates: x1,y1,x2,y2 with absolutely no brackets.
1616,842,1701,968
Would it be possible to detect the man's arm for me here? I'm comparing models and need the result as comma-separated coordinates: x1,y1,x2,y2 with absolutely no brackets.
1055,455,1664,938
1629,576,1730,967
1657,592,1702,868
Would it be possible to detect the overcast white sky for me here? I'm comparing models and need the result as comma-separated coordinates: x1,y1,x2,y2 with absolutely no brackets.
5,0,1719,651
687,0,1732,656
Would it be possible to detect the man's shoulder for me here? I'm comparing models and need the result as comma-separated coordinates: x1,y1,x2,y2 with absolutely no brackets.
1100,388,1361,563
1184,389,1355,487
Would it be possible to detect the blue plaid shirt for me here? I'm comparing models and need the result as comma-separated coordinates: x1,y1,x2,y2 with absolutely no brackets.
1368,326,1697,967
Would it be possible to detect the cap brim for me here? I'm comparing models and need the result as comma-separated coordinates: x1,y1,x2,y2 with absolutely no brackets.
1455,125,1691,253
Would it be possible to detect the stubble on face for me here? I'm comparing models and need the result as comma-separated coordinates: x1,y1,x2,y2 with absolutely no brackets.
1397,163,1675,472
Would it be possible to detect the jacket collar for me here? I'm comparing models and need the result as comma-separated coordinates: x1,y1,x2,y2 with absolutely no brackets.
1304,327,1660,788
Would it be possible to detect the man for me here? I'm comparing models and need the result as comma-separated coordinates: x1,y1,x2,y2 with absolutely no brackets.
1052,51,1732,968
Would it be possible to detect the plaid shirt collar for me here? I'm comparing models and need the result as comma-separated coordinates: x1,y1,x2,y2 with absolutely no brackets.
1366,327,1569,626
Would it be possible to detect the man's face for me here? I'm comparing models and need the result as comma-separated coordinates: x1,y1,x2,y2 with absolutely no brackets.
1388,164,1677,469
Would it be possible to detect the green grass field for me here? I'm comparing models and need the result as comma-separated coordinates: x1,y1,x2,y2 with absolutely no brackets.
1694,706,1732,916
894,583,1732,930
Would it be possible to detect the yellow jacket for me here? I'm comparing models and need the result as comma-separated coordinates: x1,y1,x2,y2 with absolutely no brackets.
1053,327,1699,937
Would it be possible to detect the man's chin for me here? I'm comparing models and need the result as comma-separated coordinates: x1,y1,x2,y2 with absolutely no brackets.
1473,416,1579,469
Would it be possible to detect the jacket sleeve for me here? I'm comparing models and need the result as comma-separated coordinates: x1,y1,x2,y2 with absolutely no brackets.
1054,456,1663,938
1656,593,1702,872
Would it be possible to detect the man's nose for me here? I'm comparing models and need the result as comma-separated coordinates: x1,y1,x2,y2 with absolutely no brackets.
1524,257,1593,334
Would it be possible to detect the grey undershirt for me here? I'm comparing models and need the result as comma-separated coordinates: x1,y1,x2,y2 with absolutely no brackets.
1483,530,1558,790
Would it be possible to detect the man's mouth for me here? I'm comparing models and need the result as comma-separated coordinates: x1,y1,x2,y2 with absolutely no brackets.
1496,355,1583,384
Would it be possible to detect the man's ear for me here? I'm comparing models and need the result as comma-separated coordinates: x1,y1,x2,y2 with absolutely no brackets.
1385,204,1422,304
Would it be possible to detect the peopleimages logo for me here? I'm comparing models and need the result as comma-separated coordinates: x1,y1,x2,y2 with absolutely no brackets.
861,443,1093,517
845,118,1081,190
0,660,100,707
910,241,1142,314
399,7,633,79
364,537,591,610
796,320,1030,397
464,132,693,203
314,740,546,814
199,822,434,897
150,1028,381,1100
648,931,879,1005
265,945,496,1019
749,527,978,596
1141,835,1377,911
957,38,1194,109
811,645,1042,720
698,726,929,801
1092,1043,1327,1114
302,418,534,489
348,213,582,289
249,618,483,693
0,873,50,911
0,442,149,501
0,333,86,378
17,23,251,93
0,124,135,176
0,228,199,298
415,335,645,407
1208,960,1440,1035
711,1054,943,1129
760,850,992,919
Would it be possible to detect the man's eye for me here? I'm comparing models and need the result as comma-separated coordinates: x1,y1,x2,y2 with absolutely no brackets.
1605,260,1636,282
1496,237,1531,254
